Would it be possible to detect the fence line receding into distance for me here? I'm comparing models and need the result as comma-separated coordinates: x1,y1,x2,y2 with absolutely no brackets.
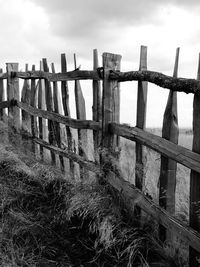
0,47,199,266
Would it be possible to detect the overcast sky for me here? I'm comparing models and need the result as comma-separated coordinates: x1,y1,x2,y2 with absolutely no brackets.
1,0,200,127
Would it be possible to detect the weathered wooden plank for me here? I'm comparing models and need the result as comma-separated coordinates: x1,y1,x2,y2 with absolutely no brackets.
135,45,148,191
106,169,200,254
52,63,65,171
16,70,100,81
0,68,5,120
102,53,122,149
159,48,180,242
189,53,200,267
61,53,75,177
109,70,200,94
110,123,200,174
6,63,20,132
42,58,56,165
93,49,102,159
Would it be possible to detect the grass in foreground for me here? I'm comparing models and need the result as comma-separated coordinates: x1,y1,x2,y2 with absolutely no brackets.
0,144,181,267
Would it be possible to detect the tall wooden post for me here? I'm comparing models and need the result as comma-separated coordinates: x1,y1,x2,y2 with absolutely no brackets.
93,49,102,158
102,52,121,151
42,58,56,165
51,63,65,172
30,64,39,155
61,53,75,178
189,53,200,267
159,48,179,242
0,68,5,121
74,53,88,180
135,45,148,190
6,63,20,132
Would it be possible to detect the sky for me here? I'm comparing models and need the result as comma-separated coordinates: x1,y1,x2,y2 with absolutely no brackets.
0,0,200,127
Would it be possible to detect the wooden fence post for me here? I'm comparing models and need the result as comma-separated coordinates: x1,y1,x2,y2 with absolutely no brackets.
42,58,56,165
159,48,179,243
189,53,200,267
51,62,65,172
93,49,102,159
74,53,89,180
0,68,5,121
6,63,20,146
30,64,39,155
102,52,121,152
135,45,148,190
61,53,75,178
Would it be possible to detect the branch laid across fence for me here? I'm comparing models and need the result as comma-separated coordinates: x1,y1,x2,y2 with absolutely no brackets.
110,122,200,174
16,100,101,130
109,70,200,94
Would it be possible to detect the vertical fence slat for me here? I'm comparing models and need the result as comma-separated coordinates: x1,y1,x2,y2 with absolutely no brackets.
51,62,65,172
74,53,88,179
6,63,20,132
38,61,44,159
135,45,148,191
102,53,121,150
189,53,200,267
61,53,75,177
93,49,102,157
42,58,56,165
0,68,5,121
30,64,39,154
159,48,179,242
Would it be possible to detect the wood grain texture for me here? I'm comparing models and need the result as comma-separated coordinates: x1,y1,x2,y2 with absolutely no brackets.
189,53,200,267
102,52,121,149
110,122,200,174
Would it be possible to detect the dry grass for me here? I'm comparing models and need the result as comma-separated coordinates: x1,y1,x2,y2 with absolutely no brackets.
0,136,179,266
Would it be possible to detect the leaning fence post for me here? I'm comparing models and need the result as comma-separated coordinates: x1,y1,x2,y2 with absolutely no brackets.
159,48,179,243
189,53,200,267
102,53,121,173
6,63,20,144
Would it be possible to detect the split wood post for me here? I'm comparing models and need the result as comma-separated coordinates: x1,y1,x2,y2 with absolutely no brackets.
74,53,89,180
51,62,65,172
102,52,121,175
159,48,179,243
61,53,75,178
189,53,200,267
134,46,148,222
93,49,102,160
42,58,56,165
30,64,39,155
21,64,32,153
6,63,20,144
0,68,5,121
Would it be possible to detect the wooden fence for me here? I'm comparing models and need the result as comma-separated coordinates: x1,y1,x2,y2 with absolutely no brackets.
0,47,200,266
